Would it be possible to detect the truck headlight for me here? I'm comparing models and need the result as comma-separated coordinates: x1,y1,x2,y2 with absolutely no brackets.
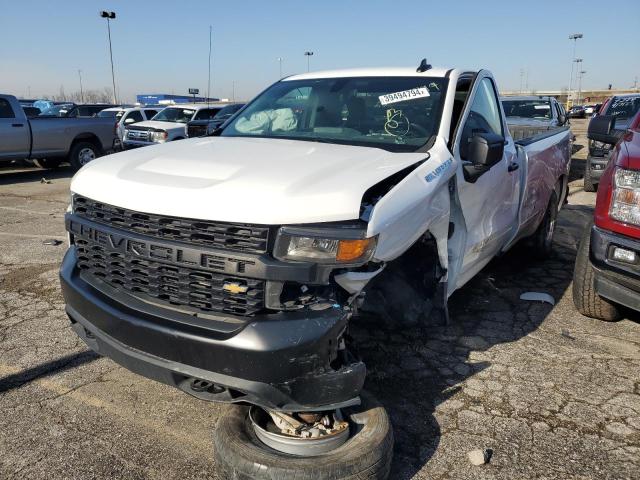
275,228,377,264
151,130,168,142
610,168,640,226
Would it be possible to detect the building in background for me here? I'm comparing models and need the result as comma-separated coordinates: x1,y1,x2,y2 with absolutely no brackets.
136,93,219,105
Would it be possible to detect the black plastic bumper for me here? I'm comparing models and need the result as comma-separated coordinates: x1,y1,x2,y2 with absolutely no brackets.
60,248,365,411
586,154,608,183
590,226,640,311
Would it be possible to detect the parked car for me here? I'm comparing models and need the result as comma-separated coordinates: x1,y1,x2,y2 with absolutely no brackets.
186,103,245,137
39,103,116,118
97,106,161,145
568,105,586,118
584,104,598,115
501,95,568,141
123,103,223,148
573,109,640,321
60,63,571,477
0,94,118,169
584,94,640,191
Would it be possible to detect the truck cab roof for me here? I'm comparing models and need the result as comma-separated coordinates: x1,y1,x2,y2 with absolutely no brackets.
285,66,456,81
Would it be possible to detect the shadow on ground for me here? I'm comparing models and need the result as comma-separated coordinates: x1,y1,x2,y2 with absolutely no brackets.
0,163,74,186
350,204,594,478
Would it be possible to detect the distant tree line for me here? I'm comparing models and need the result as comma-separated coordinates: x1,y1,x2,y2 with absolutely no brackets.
33,85,115,103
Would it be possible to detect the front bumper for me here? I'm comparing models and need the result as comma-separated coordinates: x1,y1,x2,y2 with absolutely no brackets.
590,226,640,311
122,140,153,149
60,248,365,411
586,154,608,183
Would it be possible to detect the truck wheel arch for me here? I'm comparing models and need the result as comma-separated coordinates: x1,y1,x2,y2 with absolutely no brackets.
70,133,103,154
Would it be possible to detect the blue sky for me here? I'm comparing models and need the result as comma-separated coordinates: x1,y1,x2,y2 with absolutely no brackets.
1,0,638,102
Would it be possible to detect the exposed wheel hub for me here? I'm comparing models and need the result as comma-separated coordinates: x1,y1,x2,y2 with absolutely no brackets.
249,407,349,456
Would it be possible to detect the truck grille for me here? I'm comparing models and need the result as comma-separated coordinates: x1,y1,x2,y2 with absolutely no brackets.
126,129,149,141
187,124,207,137
73,196,270,254
75,237,265,316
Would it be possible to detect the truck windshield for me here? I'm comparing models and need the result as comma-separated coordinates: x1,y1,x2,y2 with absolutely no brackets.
151,108,196,123
604,96,640,120
97,110,122,118
221,77,448,152
502,99,552,120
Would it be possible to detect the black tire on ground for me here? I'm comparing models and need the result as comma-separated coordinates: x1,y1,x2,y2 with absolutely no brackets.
68,141,99,170
584,159,597,192
213,391,394,480
530,190,559,259
32,158,62,169
572,225,621,321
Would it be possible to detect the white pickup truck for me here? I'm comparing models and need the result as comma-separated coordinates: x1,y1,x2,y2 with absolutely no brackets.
60,61,571,479
122,103,227,148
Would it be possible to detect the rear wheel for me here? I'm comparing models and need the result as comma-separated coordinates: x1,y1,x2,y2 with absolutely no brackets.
584,158,597,192
572,225,621,321
213,391,393,480
32,158,62,169
68,141,99,170
530,190,558,259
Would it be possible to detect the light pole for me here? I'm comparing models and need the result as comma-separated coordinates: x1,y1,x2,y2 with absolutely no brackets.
207,26,212,106
567,33,583,107
573,58,583,104
277,57,283,78
304,51,314,72
577,70,586,105
78,69,84,103
99,10,117,104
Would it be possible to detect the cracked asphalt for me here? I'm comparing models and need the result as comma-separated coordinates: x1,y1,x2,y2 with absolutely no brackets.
1,119,639,479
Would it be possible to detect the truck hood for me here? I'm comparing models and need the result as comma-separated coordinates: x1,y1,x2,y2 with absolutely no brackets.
127,120,186,132
71,136,428,224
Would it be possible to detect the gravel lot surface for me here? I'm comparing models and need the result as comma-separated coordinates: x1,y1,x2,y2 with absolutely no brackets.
1,119,639,479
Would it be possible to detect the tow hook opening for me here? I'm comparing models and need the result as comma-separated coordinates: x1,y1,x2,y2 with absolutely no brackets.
190,378,225,394
249,407,350,456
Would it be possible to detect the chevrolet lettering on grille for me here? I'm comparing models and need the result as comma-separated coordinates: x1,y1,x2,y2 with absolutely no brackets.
67,218,253,273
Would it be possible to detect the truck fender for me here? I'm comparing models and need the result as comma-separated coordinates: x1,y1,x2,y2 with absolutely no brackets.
366,137,456,271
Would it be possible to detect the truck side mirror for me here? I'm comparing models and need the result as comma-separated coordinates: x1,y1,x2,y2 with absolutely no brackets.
588,115,619,145
468,132,505,167
558,113,566,125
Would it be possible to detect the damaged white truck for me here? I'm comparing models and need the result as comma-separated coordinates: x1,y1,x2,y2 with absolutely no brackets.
60,61,571,479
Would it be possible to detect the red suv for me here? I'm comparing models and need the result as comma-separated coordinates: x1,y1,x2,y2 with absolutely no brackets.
573,109,640,320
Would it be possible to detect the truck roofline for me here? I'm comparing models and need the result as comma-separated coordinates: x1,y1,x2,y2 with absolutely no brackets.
285,67,469,81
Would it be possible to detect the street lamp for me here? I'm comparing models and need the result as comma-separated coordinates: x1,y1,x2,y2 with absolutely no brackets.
277,57,283,78
78,69,84,103
577,70,586,105
304,51,314,72
99,10,118,104
567,33,583,107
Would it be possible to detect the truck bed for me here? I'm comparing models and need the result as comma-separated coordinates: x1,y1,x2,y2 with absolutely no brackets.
506,126,572,248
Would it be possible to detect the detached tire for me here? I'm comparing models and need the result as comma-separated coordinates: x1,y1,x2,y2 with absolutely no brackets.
584,159,597,192
530,190,558,259
213,391,393,480
68,141,99,170
572,225,621,321
32,158,62,169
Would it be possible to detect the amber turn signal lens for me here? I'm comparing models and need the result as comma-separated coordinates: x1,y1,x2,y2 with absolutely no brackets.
336,238,374,262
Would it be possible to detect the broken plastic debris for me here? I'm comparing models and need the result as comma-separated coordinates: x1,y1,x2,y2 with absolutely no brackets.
40,177,52,184
519,292,555,306
467,448,493,466
43,239,63,246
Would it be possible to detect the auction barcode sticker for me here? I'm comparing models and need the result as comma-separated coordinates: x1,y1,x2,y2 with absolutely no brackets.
379,87,430,105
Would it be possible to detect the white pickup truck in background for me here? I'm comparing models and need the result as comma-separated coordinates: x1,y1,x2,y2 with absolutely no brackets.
122,103,229,148
61,62,571,478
